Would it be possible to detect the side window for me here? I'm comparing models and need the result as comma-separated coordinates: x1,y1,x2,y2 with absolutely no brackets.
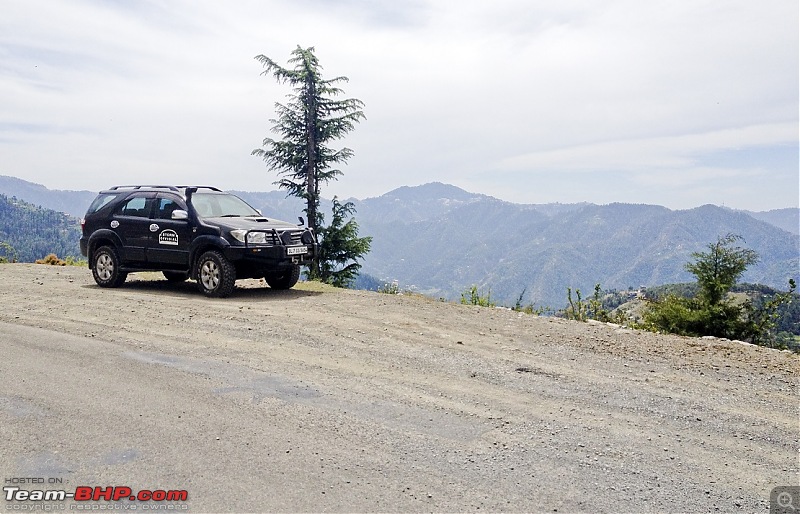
116,196,152,218
86,193,118,214
155,197,186,219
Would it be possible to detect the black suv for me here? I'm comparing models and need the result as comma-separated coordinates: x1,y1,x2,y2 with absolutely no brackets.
80,186,318,297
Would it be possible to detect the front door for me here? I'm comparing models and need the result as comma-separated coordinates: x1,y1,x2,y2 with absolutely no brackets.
146,194,191,268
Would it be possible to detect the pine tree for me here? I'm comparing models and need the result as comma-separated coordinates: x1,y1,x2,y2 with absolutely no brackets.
252,46,365,277
316,197,372,288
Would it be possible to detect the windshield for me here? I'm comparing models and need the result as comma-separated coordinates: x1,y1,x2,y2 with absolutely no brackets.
191,193,261,218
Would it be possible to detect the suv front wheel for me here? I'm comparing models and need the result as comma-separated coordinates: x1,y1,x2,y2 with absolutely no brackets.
92,246,127,288
196,250,236,298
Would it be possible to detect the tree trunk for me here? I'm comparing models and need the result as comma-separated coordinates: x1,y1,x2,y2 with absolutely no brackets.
306,73,319,277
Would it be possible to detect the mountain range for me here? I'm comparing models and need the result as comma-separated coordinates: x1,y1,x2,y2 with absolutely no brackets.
1,175,797,308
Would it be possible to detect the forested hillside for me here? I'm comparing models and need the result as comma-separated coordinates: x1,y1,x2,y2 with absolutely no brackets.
0,175,95,217
357,198,799,308
0,194,82,262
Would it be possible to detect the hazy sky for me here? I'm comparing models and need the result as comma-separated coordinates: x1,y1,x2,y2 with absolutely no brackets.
1,0,797,210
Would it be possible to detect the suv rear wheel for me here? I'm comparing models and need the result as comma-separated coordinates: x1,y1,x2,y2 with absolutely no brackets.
265,265,300,290
92,246,127,288
196,250,236,298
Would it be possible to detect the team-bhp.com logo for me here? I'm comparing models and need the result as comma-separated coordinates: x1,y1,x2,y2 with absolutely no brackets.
4,485,188,509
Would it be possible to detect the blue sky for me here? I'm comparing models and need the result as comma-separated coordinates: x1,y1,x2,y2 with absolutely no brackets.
1,0,797,210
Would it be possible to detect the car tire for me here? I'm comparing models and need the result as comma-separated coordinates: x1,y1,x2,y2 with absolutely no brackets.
196,250,236,298
163,271,189,282
265,265,300,290
92,246,127,288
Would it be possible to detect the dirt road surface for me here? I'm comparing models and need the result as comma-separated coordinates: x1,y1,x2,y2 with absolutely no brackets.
1,264,797,512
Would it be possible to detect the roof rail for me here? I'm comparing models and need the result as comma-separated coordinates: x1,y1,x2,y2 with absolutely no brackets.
106,185,223,193
108,185,181,191
176,186,222,192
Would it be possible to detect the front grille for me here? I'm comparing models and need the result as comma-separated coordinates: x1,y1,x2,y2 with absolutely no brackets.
280,231,303,245
249,230,302,246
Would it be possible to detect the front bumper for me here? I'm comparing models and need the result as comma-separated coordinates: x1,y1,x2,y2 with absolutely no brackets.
221,242,319,279
223,242,319,266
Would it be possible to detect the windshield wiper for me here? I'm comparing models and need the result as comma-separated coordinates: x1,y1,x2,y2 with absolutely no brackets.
219,214,242,218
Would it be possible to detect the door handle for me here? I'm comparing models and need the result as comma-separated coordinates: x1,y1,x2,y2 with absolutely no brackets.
150,223,159,232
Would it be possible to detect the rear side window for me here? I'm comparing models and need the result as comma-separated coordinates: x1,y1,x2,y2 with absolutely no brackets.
116,196,153,218
86,193,118,214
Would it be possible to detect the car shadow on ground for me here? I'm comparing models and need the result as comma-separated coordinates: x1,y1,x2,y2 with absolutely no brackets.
83,278,325,300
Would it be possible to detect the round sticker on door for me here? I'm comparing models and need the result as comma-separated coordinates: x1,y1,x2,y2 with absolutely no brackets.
159,229,179,246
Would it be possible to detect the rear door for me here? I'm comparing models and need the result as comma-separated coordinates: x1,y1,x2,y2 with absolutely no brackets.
112,193,155,264
146,193,191,268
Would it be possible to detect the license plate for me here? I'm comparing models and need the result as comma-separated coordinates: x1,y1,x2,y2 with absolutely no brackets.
287,246,308,255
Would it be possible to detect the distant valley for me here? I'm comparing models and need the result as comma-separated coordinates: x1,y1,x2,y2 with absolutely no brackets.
1,175,797,308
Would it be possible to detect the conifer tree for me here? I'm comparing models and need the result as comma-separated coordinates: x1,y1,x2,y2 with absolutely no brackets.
253,46,366,278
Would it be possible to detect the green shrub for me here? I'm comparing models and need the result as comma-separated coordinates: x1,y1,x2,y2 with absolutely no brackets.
461,285,495,307
64,255,88,266
743,279,797,348
641,234,796,350
564,287,587,321
511,288,553,315
642,295,745,338
563,284,628,324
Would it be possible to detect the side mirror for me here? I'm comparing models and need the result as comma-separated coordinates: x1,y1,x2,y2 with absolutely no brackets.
171,209,189,220
298,216,305,226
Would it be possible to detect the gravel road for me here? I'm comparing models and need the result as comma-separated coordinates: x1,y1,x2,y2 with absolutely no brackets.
1,263,797,513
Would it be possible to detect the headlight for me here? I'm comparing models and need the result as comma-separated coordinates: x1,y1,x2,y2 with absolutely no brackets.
230,229,246,243
248,232,268,244
229,230,269,244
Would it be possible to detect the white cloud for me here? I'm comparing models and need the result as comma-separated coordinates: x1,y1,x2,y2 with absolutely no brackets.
497,122,797,172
